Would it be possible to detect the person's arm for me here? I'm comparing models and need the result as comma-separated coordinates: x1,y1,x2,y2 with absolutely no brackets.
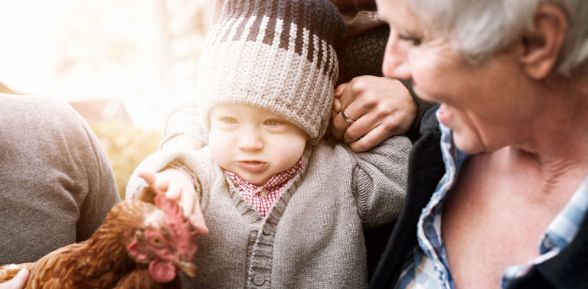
0,95,119,264
70,106,121,241
347,135,411,228
160,106,208,151
125,148,215,228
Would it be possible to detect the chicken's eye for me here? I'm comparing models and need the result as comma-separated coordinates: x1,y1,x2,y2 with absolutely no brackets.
151,237,164,247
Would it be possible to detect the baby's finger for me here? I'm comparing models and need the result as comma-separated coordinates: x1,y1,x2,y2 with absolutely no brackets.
179,188,196,218
190,203,209,236
165,182,182,201
138,171,157,187
151,178,169,196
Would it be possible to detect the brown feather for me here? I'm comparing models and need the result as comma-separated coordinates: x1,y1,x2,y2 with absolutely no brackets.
0,199,194,289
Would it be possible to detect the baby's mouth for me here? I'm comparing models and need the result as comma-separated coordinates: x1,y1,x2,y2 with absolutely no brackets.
237,160,267,172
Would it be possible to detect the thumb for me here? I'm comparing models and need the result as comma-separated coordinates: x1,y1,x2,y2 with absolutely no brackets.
138,171,157,187
138,171,169,195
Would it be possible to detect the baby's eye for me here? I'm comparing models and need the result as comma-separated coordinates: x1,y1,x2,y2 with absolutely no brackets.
263,119,282,126
218,117,238,124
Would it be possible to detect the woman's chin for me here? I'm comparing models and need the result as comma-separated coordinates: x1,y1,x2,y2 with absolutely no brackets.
453,133,485,154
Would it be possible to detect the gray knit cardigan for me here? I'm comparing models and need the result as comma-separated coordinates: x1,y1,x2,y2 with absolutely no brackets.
127,136,410,288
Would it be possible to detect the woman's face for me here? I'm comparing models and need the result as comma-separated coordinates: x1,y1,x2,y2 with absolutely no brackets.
376,0,533,154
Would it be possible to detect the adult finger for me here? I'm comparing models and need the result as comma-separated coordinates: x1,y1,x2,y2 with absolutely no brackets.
337,81,358,112
331,110,352,140
334,83,348,99
333,94,376,141
341,107,381,143
331,82,359,139
349,124,394,152
332,98,342,114
0,269,29,289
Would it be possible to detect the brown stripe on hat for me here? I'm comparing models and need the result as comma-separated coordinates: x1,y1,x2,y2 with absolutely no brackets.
213,0,345,72
277,0,292,51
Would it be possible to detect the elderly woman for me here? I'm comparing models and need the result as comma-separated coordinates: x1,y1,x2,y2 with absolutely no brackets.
370,0,588,289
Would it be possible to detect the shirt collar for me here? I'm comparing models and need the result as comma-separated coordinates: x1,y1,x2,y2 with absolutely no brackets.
418,110,588,289
226,158,305,195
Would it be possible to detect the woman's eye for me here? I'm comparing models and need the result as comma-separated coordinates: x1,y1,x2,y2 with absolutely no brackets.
398,34,422,46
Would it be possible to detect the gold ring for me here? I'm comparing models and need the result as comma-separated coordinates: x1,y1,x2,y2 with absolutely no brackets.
341,110,355,125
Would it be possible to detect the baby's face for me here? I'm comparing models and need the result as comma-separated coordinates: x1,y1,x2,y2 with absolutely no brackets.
209,103,308,186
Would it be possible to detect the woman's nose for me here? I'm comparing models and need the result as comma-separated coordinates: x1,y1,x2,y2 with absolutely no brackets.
382,32,412,80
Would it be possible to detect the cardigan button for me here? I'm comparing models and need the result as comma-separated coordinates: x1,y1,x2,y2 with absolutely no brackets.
262,226,272,235
253,273,266,286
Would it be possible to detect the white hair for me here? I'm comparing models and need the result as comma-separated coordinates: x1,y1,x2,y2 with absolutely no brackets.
409,0,588,76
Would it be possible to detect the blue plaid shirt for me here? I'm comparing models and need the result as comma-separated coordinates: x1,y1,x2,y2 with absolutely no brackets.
395,119,588,289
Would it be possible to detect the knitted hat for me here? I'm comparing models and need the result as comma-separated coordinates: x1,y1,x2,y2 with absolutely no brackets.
196,0,345,144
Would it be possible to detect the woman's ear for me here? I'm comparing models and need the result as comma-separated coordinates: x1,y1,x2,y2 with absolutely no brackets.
518,3,568,79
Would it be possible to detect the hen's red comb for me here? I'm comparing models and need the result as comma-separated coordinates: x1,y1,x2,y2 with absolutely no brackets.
154,194,198,258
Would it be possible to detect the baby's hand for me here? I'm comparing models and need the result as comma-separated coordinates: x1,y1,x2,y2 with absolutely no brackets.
138,170,208,235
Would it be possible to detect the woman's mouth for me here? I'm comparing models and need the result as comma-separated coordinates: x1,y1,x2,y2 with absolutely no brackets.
237,160,268,173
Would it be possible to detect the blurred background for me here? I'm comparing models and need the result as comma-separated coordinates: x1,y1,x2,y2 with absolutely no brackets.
0,0,216,197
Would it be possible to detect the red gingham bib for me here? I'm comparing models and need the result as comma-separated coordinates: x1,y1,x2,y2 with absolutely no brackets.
226,158,304,216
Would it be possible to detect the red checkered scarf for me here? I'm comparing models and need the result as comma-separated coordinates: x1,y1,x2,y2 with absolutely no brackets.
226,158,304,217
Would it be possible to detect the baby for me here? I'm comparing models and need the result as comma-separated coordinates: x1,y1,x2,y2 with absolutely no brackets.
127,0,411,288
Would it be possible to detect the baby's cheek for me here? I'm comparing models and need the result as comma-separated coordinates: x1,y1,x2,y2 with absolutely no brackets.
210,147,231,170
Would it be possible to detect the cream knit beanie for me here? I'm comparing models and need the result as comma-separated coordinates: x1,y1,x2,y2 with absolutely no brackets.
197,0,345,144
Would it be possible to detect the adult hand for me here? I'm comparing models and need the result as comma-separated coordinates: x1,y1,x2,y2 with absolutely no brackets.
138,170,208,235
0,269,28,289
331,76,416,152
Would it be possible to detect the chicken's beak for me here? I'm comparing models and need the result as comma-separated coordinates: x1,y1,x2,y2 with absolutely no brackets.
176,260,197,277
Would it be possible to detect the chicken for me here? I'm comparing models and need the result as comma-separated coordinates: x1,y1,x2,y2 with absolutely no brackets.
0,192,202,289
